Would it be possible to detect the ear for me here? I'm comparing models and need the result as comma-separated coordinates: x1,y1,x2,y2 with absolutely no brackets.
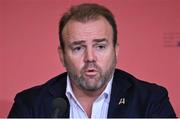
58,46,66,67
115,43,119,58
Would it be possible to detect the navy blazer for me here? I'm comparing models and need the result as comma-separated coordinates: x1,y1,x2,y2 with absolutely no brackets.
8,69,176,118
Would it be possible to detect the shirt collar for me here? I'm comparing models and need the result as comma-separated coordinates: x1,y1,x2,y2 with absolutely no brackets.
66,75,75,100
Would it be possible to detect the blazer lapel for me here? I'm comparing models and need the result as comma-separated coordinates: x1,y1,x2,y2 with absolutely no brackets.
108,69,132,118
45,73,70,118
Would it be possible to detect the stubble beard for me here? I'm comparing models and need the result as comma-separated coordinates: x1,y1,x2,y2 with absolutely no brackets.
66,56,116,91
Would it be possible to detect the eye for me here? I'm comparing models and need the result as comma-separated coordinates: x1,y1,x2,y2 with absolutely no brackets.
72,46,85,53
96,44,107,50
98,45,106,49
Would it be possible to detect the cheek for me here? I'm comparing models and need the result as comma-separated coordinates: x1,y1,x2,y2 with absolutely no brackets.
96,50,115,68
64,55,84,71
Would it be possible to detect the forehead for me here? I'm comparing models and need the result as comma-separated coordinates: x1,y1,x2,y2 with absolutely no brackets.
62,16,113,43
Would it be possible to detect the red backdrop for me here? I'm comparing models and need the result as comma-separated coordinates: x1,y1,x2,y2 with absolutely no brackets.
0,0,180,117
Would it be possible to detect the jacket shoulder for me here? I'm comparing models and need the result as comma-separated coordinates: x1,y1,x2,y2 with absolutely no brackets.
114,69,170,104
112,69,176,117
14,72,67,106
8,72,68,117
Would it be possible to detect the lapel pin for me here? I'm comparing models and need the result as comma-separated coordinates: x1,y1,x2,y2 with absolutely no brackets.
118,98,125,105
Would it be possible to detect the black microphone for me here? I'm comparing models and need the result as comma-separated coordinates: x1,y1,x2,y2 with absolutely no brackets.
52,98,67,118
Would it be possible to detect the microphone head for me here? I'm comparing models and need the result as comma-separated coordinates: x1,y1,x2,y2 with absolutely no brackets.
52,98,67,117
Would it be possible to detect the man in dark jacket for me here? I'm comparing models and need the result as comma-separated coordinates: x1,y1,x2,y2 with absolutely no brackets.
8,3,176,118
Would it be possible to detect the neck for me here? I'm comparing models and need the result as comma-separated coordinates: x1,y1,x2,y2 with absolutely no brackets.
70,79,109,118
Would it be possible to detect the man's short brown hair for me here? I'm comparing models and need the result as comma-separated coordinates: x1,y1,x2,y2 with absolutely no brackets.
59,3,117,52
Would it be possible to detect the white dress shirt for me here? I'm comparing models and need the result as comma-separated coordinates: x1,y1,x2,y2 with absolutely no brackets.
65,75,113,118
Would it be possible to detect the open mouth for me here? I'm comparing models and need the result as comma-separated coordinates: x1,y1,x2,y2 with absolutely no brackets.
84,69,98,76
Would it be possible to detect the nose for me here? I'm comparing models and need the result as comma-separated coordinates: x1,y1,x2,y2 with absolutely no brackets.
84,47,96,63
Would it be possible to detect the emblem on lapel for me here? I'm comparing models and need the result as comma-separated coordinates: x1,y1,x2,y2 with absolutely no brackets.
118,98,125,105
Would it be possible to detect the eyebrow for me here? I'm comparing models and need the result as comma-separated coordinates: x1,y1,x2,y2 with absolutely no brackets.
93,38,108,43
69,38,108,46
70,41,86,46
